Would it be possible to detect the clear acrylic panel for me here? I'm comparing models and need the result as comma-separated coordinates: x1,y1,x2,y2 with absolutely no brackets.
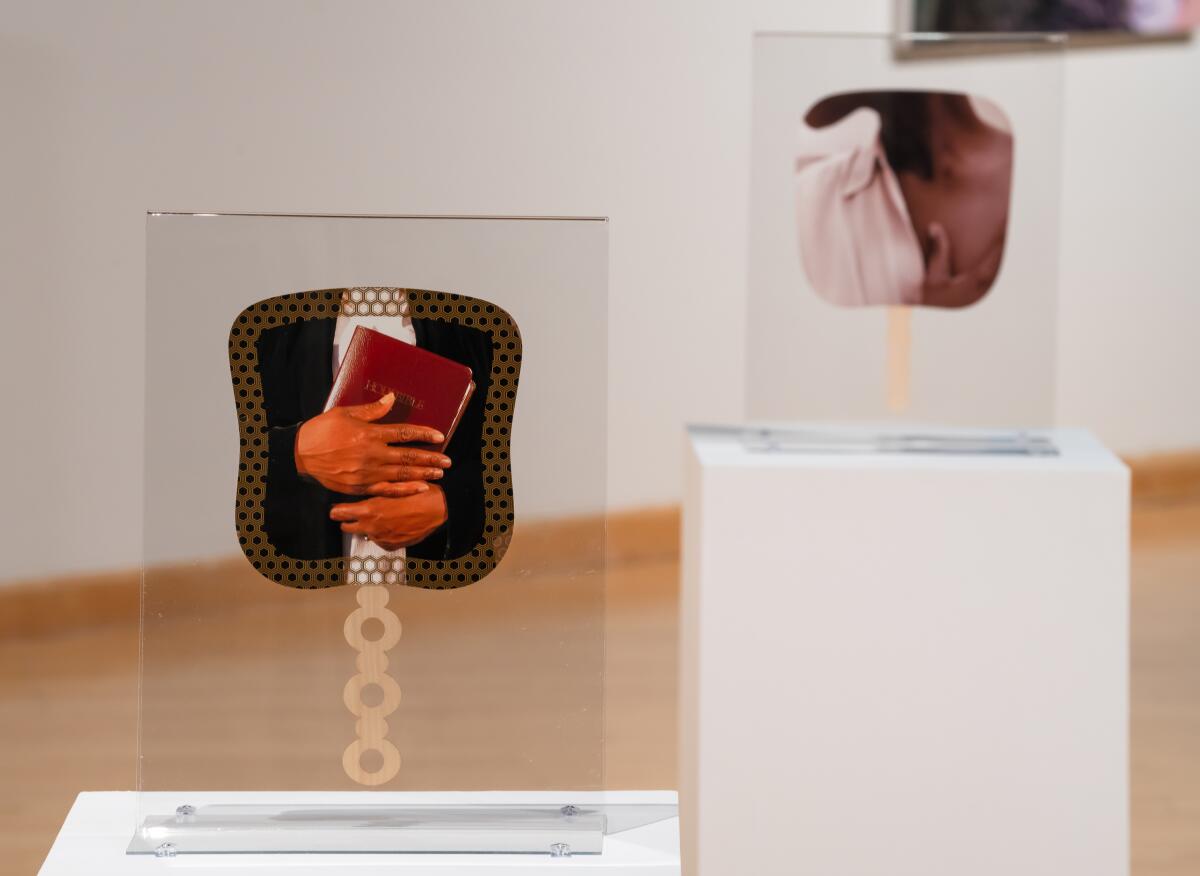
136,213,616,854
748,33,1065,428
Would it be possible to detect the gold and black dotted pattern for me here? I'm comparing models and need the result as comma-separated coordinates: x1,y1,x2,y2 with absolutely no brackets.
229,287,520,590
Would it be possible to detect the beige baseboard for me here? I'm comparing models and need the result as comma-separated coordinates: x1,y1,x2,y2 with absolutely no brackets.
1125,450,1200,504
0,506,683,640
5,445,1199,641
0,567,140,639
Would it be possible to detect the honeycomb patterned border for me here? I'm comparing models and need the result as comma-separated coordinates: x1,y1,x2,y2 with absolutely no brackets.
228,287,520,590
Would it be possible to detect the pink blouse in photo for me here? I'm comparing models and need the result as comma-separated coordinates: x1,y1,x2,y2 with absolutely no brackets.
794,108,924,308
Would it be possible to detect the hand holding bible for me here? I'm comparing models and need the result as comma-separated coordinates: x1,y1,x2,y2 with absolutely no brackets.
329,485,449,551
294,393,450,495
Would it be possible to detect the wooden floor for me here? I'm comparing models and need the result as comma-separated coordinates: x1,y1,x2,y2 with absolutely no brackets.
0,501,1197,874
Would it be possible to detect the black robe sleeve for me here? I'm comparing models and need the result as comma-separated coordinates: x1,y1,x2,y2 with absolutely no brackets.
255,318,343,561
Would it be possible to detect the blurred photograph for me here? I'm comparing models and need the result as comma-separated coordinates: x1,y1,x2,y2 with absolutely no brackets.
795,90,1014,309
911,0,1200,34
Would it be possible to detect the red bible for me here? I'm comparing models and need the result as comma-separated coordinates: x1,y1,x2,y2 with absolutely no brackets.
326,326,476,452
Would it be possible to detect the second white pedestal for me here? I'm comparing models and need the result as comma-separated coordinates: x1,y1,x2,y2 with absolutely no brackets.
681,426,1129,876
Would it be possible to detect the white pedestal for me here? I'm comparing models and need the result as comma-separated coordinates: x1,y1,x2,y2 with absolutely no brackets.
681,427,1129,876
39,791,680,875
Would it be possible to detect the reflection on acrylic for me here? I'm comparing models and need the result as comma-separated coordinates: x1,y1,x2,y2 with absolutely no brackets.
796,90,1013,309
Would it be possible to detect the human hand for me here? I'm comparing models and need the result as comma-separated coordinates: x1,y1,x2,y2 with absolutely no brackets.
329,485,449,551
294,393,451,495
921,222,1004,309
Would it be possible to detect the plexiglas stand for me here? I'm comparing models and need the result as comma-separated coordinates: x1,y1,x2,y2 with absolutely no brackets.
134,214,652,864
737,425,1058,457
127,798,677,857
41,792,679,874
748,33,1064,428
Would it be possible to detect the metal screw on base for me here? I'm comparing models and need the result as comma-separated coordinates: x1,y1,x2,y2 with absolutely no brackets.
154,842,177,858
175,804,196,822
560,805,580,817
550,842,572,858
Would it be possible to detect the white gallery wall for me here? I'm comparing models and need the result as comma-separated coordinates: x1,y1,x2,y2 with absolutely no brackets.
1,0,1197,583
